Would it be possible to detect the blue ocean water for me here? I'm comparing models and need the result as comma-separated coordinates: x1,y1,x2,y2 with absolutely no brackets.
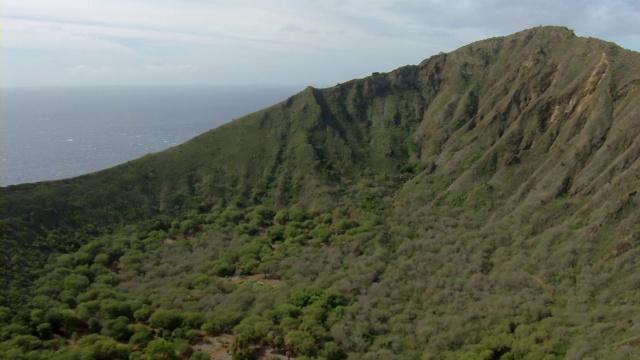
2,85,302,186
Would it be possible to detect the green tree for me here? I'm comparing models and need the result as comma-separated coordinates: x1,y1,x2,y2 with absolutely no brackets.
230,336,254,360
149,310,184,331
93,253,110,266
62,273,90,295
36,322,53,339
211,259,235,277
0,306,12,324
145,339,178,360
101,316,132,342
100,300,133,320
267,225,286,242
245,206,275,226
129,325,154,349
273,209,290,224
321,341,346,360
174,340,194,358
77,335,130,360
179,219,197,235
133,305,153,322
284,330,317,356
189,350,210,360
310,223,331,242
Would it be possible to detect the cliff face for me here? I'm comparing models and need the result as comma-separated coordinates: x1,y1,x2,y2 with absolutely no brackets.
258,26,640,235
2,26,640,357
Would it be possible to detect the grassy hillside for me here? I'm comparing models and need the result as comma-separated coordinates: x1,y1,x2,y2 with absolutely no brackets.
1,26,640,359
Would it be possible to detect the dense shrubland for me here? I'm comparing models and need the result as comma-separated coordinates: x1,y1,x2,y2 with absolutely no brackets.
0,205,373,359
2,196,639,359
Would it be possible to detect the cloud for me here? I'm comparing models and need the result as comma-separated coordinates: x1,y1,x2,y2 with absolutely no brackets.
3,0,639,87
3,18,134,52
3,18,227,52
7,1,637,54
584,1,640,36
4,1,359,52
146,64,197,73
68,65,113,75
380,0,640,38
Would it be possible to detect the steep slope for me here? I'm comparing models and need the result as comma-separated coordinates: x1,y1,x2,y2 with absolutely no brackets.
1,26,640,358
4,27,638,226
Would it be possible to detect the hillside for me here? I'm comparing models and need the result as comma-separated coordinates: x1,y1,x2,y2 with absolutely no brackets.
1,26,640,359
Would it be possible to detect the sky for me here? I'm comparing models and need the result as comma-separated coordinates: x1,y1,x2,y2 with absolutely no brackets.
4,0,640,88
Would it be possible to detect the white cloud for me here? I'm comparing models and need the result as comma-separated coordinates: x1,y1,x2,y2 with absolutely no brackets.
4,18,134,52
3,0,639,87
4,1,362,52
4,18,225,51
146,64,196,73
68,65,113,75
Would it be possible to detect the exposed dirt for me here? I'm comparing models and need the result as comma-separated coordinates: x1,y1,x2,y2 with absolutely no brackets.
194,334,293,360
194,334,235,360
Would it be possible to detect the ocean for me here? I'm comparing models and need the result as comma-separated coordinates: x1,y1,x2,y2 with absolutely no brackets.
1,85,303,186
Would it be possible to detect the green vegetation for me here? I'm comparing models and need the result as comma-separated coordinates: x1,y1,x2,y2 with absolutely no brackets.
2,26,640,359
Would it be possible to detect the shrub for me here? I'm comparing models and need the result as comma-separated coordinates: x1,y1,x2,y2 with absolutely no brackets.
267,225,286,242
133,305,153,322
101,316,132,342
149,310,184,331
36,323,53,339
145,339,178,360
128,325,154,349
285,330,318,357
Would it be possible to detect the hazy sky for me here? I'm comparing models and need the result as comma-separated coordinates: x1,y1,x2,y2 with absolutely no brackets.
4,0,640,87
